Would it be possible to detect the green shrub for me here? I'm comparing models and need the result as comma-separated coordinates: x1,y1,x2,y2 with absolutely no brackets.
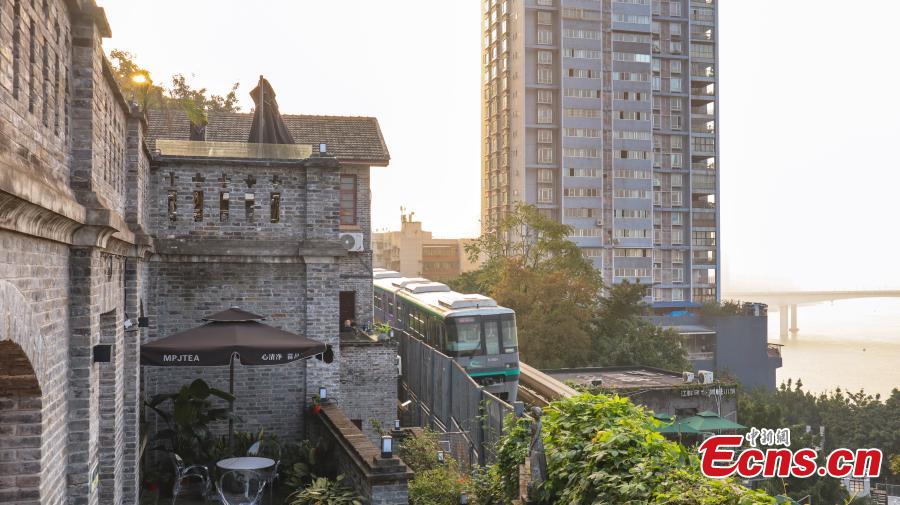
399,430,450,474
287,475,365,505
408,468,467,505
281,440,321,490
492,393,775,505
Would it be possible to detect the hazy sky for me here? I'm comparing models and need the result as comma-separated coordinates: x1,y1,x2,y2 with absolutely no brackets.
100,1,900,292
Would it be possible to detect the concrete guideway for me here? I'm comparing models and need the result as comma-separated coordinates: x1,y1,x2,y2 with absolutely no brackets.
517,362,578,407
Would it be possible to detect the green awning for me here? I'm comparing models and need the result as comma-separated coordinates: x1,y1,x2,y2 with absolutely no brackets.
657,420,702,435
682,411,746,432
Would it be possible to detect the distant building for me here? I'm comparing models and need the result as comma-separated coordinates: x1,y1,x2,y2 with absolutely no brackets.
373,213,482,281
653,303,782,390
481,0,721,308
543,366,737,419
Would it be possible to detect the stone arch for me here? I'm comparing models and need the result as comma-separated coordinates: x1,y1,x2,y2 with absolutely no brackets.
0,280,46,389
0,280,46,504
0,341,42,504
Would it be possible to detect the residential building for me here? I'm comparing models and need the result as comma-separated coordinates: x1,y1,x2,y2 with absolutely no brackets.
480,0,719,307
373,213,481,282
0,1,408,503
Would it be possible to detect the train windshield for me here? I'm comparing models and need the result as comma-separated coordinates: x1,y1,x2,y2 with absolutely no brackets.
484,320,500,355
501,316,518,353
447,317,482,357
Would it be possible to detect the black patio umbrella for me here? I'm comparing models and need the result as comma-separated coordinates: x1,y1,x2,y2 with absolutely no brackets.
247,75,295,145
141,307,327,446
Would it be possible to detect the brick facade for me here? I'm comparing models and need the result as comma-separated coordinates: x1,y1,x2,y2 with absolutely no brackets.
339,337,399,444
1,1,398,504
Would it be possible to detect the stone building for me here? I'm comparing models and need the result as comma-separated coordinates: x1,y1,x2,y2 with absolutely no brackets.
143,108,394,443
0,1,404,504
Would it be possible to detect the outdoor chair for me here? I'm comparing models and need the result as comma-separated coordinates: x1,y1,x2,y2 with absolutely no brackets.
170,453,211,505
216,470,267,505
247,441,281,502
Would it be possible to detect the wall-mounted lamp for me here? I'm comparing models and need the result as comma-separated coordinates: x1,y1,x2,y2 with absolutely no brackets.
400,400,412,410
380,435,393,459
319,143,327,154
459,491,469,504
437,450,445,463
394,419,400,430
319,387,328,401
93,344,113,364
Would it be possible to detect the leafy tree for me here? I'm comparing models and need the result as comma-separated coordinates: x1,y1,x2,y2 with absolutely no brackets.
486,393,775,504
107,49,241,123
491,260,597,368
449,204,694,371
738,380,900,502
464,203,598,279
591,281,692,371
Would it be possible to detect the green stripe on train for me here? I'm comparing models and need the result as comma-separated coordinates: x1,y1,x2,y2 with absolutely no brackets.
468,369,521,378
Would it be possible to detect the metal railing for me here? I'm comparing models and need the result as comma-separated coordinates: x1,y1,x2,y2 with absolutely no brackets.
398,331,516,468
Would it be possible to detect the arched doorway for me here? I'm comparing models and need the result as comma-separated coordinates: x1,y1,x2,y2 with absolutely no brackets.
0,340,42,504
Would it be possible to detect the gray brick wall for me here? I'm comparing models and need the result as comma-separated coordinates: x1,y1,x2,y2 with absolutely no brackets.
143,261,312,440
0,232,71,505
0,4,392,505
339,341,398,444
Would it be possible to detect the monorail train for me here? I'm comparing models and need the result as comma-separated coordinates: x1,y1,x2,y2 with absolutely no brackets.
373,268,519,401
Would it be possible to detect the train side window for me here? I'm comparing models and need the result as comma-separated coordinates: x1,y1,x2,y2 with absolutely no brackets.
484,319,500,355
501,317,519,353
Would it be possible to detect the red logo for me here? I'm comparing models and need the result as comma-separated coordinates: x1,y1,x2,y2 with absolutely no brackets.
698,431,882,479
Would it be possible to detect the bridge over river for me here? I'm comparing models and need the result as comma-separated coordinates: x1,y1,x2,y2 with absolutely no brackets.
724,290,900,337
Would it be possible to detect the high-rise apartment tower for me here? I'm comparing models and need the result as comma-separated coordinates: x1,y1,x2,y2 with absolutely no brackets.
481,0,719,306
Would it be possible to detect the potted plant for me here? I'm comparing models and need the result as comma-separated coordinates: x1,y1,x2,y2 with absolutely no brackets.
145,379,237,499
310,394,322,415
373,322,392,341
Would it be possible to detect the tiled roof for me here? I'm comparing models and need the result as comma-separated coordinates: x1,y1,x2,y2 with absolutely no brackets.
146,109,390,165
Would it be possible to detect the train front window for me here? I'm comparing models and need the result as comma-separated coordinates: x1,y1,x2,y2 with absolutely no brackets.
484,320,500,355
447,317,482,356
501,317,518,353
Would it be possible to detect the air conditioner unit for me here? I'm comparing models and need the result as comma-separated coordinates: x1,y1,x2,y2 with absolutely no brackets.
698,370,714,384
682,371,695,383
339,232,364,252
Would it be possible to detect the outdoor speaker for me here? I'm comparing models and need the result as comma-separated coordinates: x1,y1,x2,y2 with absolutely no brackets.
93,344,113,363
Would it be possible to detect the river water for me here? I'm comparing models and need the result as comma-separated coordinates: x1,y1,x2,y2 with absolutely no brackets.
768,298,900,398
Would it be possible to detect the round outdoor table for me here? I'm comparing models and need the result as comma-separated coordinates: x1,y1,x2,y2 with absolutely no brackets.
216,457,275,500
217,457,275,472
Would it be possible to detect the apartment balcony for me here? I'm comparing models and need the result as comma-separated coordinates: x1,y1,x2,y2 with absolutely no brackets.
688,351,715,361
691,27,714,42
690,105,714,117
691,124,716,136
653,267,685,284
691,161,716,171
692,251,716,265
692,196,715,210
692,217,716,228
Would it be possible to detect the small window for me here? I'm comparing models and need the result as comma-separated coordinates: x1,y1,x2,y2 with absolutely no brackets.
245,193,255,222
193,191,204,221
220,192,230,221
270,192,281,223
167,191,177,221
340,175,357,225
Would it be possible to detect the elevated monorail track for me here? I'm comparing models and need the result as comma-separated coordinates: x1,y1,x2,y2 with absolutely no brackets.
516,361,578,407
